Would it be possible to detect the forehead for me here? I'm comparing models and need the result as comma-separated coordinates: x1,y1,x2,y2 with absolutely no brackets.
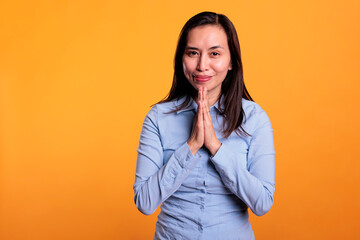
186,25,228,47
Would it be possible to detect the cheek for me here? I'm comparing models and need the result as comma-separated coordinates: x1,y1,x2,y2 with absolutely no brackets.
213,61,231,73
182,60,195,75
182,62,188,74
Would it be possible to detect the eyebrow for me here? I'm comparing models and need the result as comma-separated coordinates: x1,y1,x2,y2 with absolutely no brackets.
185,45,224,50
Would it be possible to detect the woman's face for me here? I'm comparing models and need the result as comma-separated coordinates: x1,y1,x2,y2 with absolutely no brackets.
182,24,232,100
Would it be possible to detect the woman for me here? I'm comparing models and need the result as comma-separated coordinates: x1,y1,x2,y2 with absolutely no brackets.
134,12,275,239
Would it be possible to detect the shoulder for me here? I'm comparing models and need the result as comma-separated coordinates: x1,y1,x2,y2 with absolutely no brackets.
241,99,272,132
144,99,179,121
242,99,267,117
150,99,179,114
242,98,262,113
155,99,180,113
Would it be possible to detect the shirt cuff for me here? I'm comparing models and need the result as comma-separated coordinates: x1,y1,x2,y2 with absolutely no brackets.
210,142,247,171
210,142,226,161
174,142,201,170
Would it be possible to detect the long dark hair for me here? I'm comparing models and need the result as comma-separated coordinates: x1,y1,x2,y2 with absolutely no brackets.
159,11,253,138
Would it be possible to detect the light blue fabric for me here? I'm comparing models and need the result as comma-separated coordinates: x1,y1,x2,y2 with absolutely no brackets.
134,97,275,240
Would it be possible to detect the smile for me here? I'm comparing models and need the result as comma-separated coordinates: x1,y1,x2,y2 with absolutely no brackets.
193,75,212,82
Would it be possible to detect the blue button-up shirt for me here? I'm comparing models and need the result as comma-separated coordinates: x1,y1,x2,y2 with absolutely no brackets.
134,97,275,240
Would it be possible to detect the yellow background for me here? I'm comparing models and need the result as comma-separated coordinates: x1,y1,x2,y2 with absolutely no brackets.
1,0,359,239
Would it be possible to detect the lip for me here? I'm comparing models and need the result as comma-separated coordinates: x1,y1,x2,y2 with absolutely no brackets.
194,75,212,82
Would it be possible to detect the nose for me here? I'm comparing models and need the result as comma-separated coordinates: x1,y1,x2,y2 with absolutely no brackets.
196,54,209,72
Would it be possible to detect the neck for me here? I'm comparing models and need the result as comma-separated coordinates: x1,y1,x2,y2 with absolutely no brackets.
193,91,220,106
207,90,220,106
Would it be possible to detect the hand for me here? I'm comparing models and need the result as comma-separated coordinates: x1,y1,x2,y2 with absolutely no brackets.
187,87,221,156
202,88,221,155
187,88,205,155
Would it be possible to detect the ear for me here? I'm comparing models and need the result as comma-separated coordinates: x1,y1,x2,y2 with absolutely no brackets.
228,62,232,70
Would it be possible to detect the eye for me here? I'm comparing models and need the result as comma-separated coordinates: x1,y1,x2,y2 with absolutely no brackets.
211,52,220,56
187,51,199,56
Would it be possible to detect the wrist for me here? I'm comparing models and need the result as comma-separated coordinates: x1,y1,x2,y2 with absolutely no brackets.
187,139,201,156
208,140,221,156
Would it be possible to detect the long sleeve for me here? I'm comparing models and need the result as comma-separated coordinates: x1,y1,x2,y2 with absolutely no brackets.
210,109,275,216
133,106,200,215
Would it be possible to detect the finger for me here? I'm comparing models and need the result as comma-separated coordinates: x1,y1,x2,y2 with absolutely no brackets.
203,87,210,110
203,87,207,103
199,99,204,121
198,87,203,105
202,88,207,107
202,102,211,129
201,87,204,103
203,89,211,118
